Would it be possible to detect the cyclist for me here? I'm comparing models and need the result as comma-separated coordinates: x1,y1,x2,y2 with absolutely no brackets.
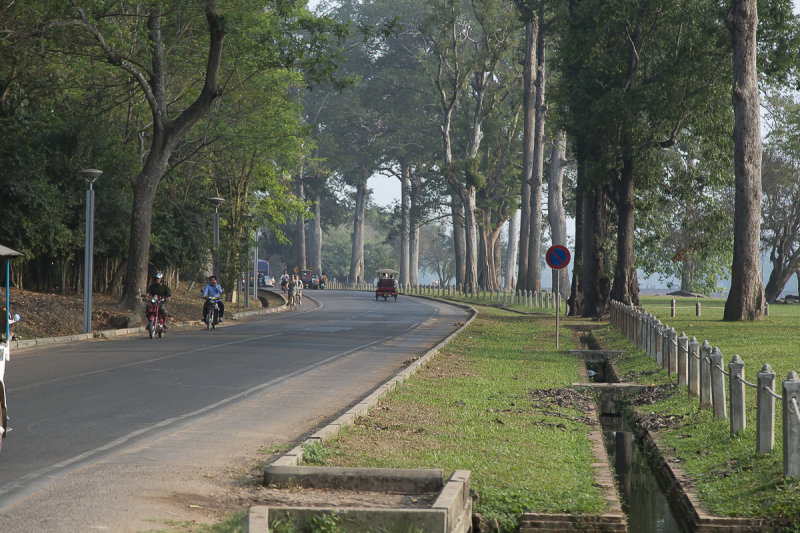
145,272,172,328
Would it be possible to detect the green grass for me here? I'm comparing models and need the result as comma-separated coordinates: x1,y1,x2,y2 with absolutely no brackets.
303,304,607,531
598,296,800,527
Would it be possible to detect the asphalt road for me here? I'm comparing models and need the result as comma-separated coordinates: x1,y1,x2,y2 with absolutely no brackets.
0,290,468,532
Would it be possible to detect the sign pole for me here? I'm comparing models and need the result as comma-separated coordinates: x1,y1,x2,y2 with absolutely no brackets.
555,274,560,349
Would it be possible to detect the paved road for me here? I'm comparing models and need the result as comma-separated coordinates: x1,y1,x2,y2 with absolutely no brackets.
0,290,468,532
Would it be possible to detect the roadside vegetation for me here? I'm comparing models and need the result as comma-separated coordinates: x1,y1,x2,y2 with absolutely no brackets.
596,295,800,528
301,303,606,531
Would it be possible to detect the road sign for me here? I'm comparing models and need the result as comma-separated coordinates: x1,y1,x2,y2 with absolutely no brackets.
546,245,571,270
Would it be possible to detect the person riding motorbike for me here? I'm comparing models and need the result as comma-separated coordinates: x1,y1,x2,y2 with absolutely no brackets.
202,275,225,322
145,272,171,328
280,270,290,292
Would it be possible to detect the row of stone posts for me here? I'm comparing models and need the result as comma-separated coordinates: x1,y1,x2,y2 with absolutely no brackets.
610,300,800,478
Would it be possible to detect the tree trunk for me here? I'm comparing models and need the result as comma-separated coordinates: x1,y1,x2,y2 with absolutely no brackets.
461,186,479,290
119,4,225,310
410,223,420,286
400,166,411,286
567,157,585,316
505,210,519,290
724,0,764,321
517,18,537,292
451,194,466,287
309,195,322,274
764,262,795,303
681,255,696,292
610,153,640,306
348,182,367,284
295,175,306,271
582,186,611,317
548,132,569,298
525,21,546,293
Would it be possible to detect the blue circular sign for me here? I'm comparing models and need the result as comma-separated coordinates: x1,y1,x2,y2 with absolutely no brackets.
546,245,571,270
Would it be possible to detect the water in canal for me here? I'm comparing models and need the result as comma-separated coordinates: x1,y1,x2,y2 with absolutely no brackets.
589,360,686,532
601,415,686,532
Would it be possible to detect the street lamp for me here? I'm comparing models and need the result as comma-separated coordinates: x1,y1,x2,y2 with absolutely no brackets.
208,197,225,278
79,168,102,334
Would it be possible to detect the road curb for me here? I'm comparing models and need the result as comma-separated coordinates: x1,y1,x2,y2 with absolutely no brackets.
248,298,476,532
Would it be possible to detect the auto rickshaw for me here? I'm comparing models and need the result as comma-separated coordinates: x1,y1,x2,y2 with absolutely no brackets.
1,244,22,453
375,268,399,301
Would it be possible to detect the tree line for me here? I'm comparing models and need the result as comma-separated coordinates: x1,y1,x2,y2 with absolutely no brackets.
3,0,800,321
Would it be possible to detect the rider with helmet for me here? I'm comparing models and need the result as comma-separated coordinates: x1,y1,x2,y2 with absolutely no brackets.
146,272,172,327
202,275,225,322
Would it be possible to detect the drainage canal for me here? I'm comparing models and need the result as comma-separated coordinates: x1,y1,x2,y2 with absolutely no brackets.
589,361,686,532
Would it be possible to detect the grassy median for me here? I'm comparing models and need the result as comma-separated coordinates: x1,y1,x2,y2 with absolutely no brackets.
597,296,800,529
303,303,607,531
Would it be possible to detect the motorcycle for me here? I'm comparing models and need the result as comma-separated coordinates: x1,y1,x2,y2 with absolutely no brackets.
204,296,222,330
1,313,20,453
142,295,166,339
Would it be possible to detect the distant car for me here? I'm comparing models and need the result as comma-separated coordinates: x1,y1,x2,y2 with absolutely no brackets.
263,275,275,287
300,270,320,289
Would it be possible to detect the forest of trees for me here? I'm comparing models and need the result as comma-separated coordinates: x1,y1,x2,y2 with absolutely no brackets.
2,0,800,320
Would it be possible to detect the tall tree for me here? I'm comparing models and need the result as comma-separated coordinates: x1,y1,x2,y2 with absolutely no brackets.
723,0,764,320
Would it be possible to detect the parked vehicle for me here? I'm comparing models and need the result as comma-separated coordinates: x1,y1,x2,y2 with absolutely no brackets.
204,296,222,329
300,270,320,289
142,295,166,338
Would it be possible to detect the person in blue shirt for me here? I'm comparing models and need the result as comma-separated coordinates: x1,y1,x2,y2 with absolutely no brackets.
202,276,225,322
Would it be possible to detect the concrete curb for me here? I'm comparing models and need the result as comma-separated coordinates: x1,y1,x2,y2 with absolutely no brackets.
248,298,477,532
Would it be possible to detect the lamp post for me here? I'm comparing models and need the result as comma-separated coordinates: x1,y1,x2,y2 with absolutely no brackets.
208,197,225,278
79,169,102,334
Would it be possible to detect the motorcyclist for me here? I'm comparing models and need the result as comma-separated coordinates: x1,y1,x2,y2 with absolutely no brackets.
280,270,290,292
202,275,225,322
145,272,172,328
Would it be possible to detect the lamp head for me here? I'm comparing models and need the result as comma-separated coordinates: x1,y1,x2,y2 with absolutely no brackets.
208,197,225,209
78,168,103,183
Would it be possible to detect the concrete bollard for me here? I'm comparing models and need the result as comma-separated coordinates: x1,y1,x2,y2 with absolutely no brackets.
765,302,769,317
677,332,688,386
671,298,676,318
710,347,727,420
729,355,746,436
758,364,776,454
696,300,701,317
655,322,664,366
783,371,800,478
661,325,670,370
688,337,700,396
668,328,677,375
503,290,507,305
700,341,713,410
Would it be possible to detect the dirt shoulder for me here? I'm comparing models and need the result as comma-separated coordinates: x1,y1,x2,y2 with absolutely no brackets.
3,284,277,341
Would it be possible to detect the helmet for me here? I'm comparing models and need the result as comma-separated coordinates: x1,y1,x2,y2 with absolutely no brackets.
154,272,164,279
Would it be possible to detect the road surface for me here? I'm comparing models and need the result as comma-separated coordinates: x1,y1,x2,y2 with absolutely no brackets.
0,290,467,532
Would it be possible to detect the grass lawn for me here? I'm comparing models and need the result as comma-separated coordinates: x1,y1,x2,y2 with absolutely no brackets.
598,296,800,528
304,303,608,531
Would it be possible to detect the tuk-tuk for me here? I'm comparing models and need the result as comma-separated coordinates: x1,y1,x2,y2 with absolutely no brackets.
1,244,22,452
375,268,399,302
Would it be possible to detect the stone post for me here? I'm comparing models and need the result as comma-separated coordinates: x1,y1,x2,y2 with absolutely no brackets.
688,337,700,397
644,313,652,357
699,340,713,410
758,364,776,454
696,301,701,317
671,298,676,317
668,328,678,375
765,302,769,317
783,372,800,478
503,290,507,305
661,325,670,370
729,355,746,437
710,347,727,420
677,332,688,386
655,321,664,366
